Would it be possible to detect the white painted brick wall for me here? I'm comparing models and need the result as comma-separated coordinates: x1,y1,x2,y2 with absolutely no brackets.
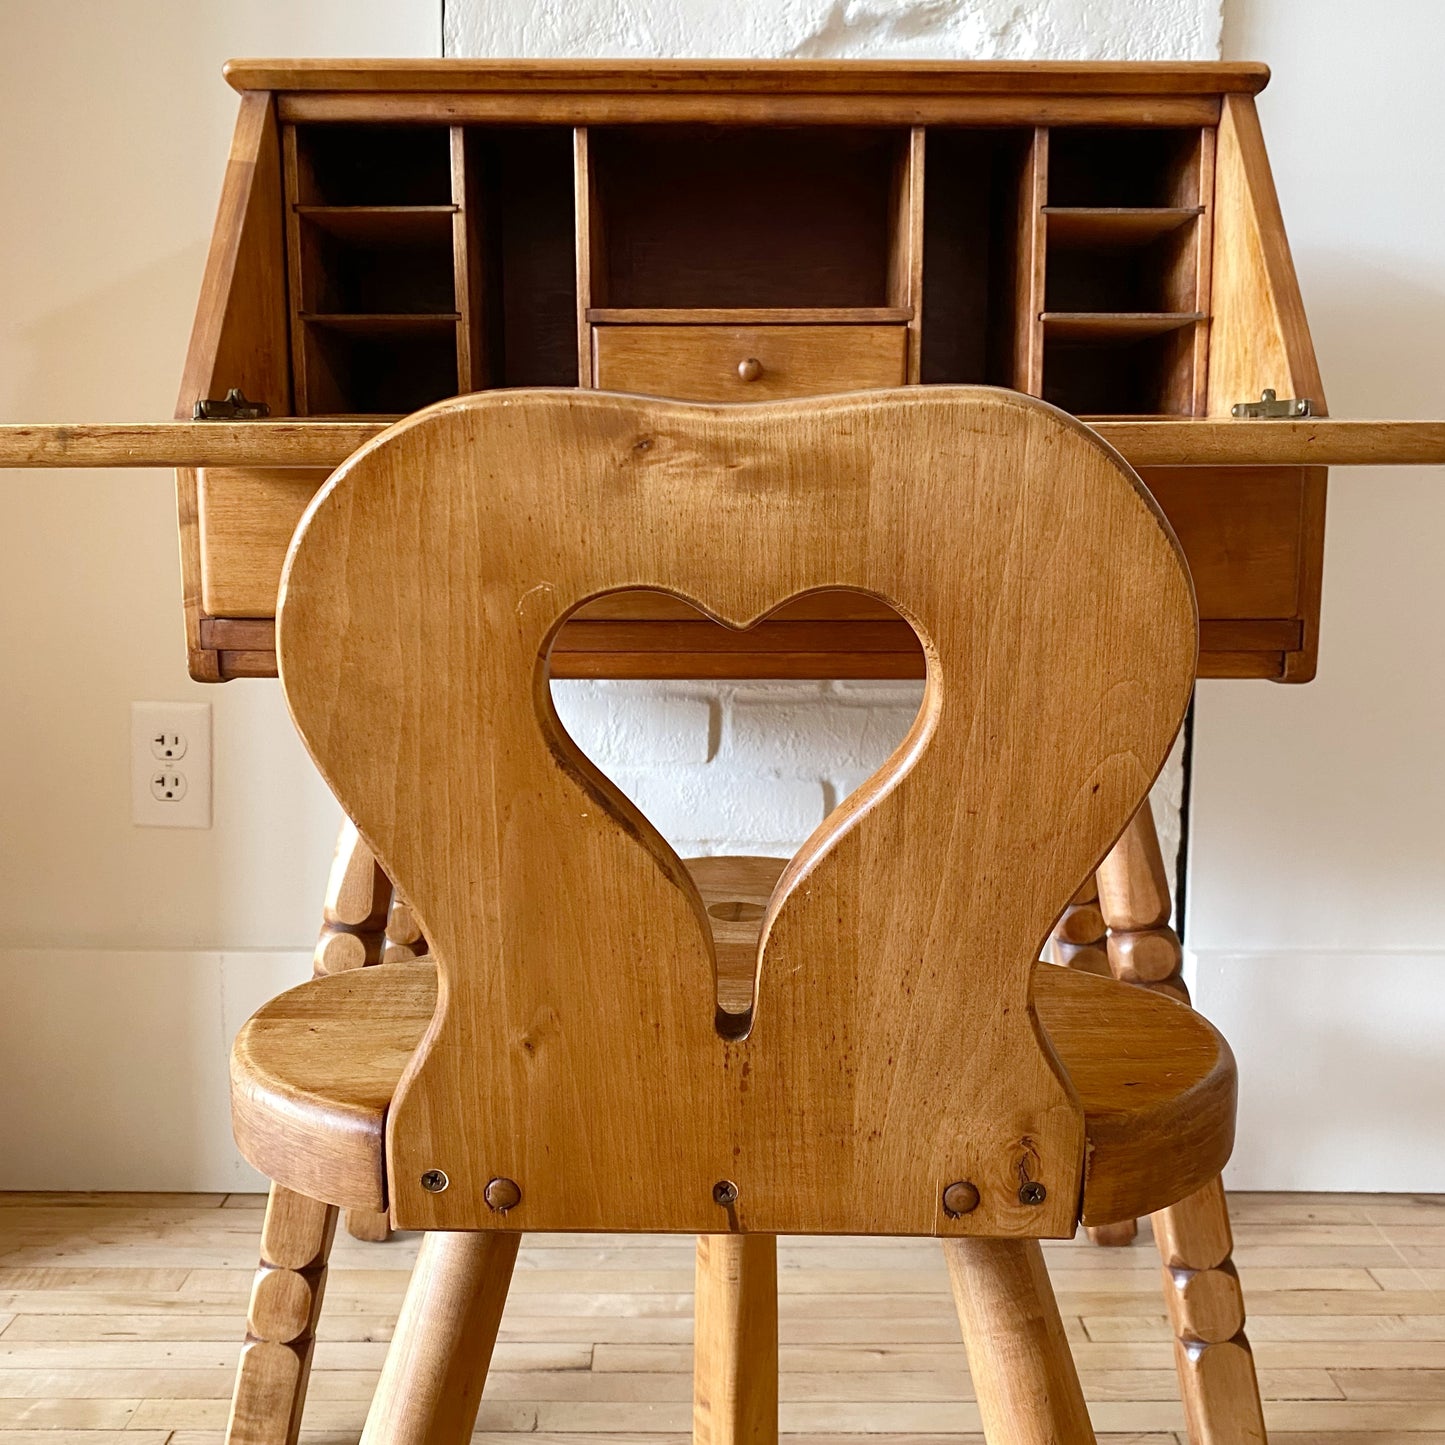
461,0,1215,905
447,0,1219,62
555,680,1184,908
553,679,926,857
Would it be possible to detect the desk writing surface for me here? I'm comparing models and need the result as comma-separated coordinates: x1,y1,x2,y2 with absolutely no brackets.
158,62,1330,682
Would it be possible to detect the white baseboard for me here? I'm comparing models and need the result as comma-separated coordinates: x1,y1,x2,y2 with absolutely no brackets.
1191,948,1445,1192
0,948,310,1192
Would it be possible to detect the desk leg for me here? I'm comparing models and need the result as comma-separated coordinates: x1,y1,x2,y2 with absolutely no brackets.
1095,801,1188,1005
1049,874,1110,978
314,819,394,1243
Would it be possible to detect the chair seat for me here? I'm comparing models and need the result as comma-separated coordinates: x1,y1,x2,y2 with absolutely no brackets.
233,857,1234,1227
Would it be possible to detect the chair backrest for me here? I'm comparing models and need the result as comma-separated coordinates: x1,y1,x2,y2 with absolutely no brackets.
277,387,1197,1237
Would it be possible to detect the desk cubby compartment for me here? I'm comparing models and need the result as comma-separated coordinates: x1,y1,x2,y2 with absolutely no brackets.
1046,127,1207,208
583,127,910,312
1044,207,1202,313
1039,128,1211,413
299,316,458,416
1042,321,1197,417
464,127,579,387
291,124,453,206
295,207,456,315
921,129,1034,384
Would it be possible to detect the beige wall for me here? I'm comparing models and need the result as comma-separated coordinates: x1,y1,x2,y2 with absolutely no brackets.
1196,0,1445,1189
0,2,440,1189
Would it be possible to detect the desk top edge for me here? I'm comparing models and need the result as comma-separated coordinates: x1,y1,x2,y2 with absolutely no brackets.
223,58,1271,98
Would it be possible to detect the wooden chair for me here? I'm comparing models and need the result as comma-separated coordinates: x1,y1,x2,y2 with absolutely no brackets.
225,386,1264,1445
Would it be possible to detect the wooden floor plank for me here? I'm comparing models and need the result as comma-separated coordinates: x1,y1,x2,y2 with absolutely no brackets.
0,1192,1440,1440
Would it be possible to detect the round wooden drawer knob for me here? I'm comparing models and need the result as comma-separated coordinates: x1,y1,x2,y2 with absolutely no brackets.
737,357,763,383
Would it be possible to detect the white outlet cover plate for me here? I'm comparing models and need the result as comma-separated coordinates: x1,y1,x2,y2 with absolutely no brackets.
131,701,212,828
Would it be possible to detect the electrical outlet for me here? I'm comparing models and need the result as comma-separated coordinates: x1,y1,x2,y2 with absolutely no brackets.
132,702,211,828
150,770,188,802
149,731,186,760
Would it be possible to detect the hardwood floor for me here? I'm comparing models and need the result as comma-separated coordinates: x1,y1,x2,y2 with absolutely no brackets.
0,1191,1441,1443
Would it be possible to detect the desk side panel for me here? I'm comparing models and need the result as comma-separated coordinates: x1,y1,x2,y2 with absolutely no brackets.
175,90,290,682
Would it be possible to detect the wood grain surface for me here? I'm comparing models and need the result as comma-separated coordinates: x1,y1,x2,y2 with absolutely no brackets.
273,387,1196,1235
221,58,1272,97
230,934,1234,1225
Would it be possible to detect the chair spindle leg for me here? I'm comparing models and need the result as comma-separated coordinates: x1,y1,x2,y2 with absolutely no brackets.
1051,872,1138,1246
1152,1177,1269,1444
225,1184,338,1445
693,1234,779,1445
1095,799,1189,1004
943,1237,1096,1445
359,1230,519,1445
1087,799,1189,1246
313,818,394,1243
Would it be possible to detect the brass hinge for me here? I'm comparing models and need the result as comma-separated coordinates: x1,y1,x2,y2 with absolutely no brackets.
192,388,270,421
1232,389,1314,419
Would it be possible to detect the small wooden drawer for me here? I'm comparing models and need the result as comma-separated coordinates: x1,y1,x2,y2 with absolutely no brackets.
592,324,908,401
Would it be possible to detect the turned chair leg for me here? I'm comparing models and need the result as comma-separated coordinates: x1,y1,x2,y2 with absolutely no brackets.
382,887,429,963
1094,801,1268,1436
1049,873,1109,979
225,1184,338,1445
1050,874,1139,1247
1152,1178,1268,1445
943,1237,1096,1445
1079,800,1191,1247
313,818,395,1244
1095,799,1189,1005
360,1231,519,1445
694,1234,779,1445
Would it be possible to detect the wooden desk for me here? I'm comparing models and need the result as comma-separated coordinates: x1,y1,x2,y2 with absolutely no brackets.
193,62,1332,684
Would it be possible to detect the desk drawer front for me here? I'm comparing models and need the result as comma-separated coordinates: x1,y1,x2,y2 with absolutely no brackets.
592,324,908,401
198,469,327,618
1141,464,1324,682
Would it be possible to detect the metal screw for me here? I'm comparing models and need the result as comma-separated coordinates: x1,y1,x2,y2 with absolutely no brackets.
1018,1181,1048,1206
484,1177,522,1213
942,1180,981,1217
420,1169,449,1194
712,1179,739,1207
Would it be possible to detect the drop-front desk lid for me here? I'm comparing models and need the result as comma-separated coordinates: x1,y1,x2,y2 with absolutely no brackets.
6,416,1443,471
3,59,1444,685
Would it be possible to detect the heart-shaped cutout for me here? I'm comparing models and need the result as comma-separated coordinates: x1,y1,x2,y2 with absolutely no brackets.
548,586,926,1036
